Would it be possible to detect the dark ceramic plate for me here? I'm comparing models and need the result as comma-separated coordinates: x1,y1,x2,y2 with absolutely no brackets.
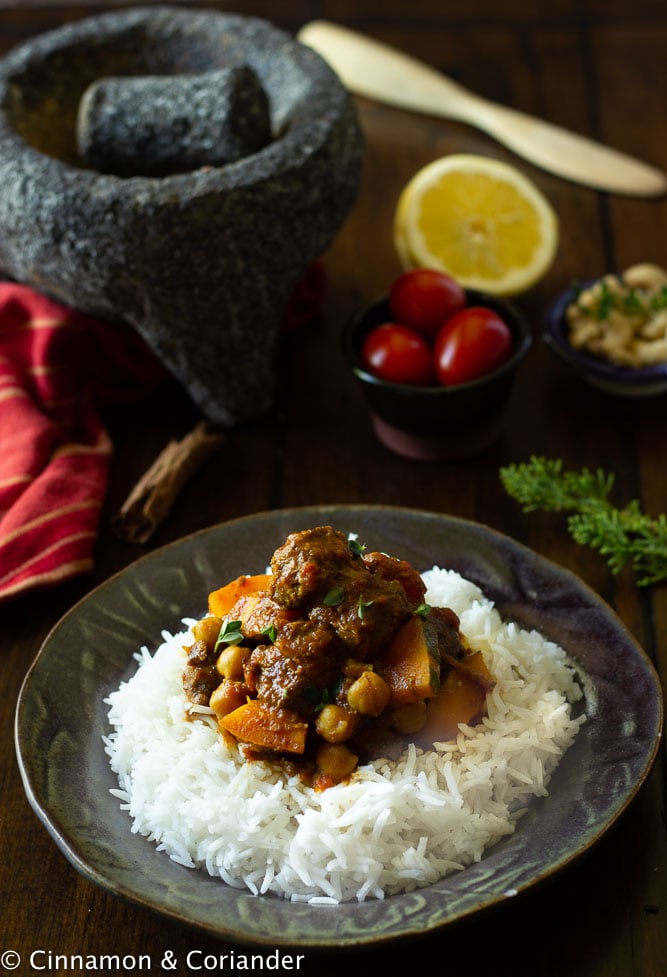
15,506,663,949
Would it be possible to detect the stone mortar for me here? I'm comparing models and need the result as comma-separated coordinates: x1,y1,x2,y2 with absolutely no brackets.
0,6,364,426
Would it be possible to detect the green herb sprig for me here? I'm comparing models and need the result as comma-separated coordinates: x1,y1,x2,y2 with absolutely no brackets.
500,456,667,586
214,618,244,651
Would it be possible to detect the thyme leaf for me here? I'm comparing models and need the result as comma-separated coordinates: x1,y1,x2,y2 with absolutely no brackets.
261,623,277,643
214,618,244,651
323,586,345,607
349,537,366,557
306,680,343,713
313,689,331,713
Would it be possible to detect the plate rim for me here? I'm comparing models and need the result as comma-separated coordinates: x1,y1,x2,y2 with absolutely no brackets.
14,503,664,948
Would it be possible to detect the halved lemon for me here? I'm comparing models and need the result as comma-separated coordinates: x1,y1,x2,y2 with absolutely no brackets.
394,154,559,296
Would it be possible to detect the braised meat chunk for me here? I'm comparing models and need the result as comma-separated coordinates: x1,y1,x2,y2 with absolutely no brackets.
362,550,427,610
182,639,219,705
182,526,493,788
309,571,409,660
270,526,412,658
269,526,355,609
245,619,343,714
428,605,466,663
227,592,296,640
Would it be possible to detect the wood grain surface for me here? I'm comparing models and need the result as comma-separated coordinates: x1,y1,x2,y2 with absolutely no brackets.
1,3,665,976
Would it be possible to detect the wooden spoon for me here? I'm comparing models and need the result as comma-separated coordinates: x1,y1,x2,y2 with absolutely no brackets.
298,21,667,198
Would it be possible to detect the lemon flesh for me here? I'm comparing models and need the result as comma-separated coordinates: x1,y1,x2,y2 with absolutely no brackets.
394,155,559,296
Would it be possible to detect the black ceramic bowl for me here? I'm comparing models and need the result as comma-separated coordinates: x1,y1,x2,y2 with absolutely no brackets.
342,290,532,460
544,284,667,398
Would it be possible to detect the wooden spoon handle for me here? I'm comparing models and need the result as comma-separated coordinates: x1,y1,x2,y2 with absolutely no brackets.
299,21,667,198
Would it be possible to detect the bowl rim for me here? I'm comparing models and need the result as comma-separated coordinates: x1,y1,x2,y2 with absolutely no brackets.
544,281,667,384
342,290,533,396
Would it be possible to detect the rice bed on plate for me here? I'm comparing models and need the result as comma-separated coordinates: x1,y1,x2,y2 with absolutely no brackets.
103,567,585,905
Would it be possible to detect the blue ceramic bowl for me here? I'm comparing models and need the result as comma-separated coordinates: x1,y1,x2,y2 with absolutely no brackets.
342,290,532,461
544,284,667,398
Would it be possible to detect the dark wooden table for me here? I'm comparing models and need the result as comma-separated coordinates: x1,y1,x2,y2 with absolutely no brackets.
2,2,666,975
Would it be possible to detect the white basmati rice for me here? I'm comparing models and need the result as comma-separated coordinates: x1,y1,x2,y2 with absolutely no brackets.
103,567,585,904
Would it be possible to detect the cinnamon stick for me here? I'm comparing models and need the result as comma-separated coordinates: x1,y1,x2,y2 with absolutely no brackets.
113,421,225,543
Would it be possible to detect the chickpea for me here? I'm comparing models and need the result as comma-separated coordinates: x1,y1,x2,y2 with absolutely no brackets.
216,644,250,680
209,680,246,718
191,615,223,651
392,701,428,734
314,704,359,743
315,742,358,782
346,670,391,717
342,658,367,678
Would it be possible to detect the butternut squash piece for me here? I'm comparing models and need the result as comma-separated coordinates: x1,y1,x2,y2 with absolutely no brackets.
458,649,494,685
219,699,308,754
413,651,494,748
208,573,271,618
377,616,441,706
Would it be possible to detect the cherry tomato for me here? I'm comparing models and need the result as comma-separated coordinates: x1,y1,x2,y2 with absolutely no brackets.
389,269,466,338
361,322,434,385
434,307,513,385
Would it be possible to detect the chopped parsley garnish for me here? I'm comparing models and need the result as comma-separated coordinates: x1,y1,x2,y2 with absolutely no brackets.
572,276,667,320
650,285,667,310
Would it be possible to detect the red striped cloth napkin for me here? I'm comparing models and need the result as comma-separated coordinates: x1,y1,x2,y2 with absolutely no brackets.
0,283,164,602
0,266,325,603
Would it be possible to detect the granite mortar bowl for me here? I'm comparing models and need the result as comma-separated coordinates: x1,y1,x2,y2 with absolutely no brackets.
544,284,667,398
0,5,364,426
342,292,532,461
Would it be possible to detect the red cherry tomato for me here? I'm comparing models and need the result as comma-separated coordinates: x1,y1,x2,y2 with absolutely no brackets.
434,307,513,386
361,322,434,385
389,269,466,338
